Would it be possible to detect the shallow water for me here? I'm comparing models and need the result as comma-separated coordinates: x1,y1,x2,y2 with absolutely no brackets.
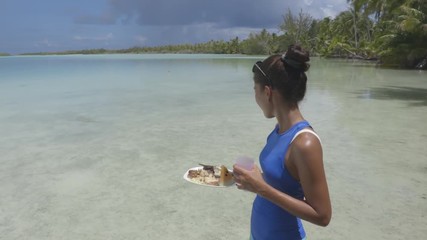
0,54,426,239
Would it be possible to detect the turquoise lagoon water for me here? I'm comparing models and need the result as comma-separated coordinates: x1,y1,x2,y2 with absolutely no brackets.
0,54,426,239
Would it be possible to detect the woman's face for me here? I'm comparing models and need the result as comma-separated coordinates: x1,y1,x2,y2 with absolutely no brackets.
254,82,274,118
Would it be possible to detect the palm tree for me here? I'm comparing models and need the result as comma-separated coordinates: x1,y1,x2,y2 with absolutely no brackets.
348,1,363,49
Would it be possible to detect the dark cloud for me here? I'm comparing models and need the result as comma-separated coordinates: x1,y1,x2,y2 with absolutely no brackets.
74,13,117,25
75,0,295,28
70,0,349,48
0,0,349,53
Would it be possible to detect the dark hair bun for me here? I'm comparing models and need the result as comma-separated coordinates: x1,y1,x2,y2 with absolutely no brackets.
282,44,310,72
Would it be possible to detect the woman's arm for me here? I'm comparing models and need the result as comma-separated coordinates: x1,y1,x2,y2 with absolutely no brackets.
233,133,331,226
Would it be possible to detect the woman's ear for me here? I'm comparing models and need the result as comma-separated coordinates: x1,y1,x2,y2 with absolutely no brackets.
264,85,273,101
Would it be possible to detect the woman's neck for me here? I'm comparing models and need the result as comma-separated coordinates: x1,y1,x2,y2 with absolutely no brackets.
275,106,304,134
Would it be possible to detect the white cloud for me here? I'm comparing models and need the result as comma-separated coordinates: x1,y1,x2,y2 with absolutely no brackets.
149,23,279,46
34,39,58,48
294,0,349,19
134,35,147,44
209,25,278,40
304,0,314,6
320,6,342,18
73,33,113,41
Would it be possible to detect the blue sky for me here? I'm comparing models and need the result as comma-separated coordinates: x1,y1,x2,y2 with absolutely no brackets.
0,0,349,54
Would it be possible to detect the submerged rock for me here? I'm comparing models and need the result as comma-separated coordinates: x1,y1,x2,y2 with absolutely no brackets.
415,58,427,70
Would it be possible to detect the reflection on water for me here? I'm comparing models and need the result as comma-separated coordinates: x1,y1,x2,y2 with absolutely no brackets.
354,86,427,106
304,58,427,239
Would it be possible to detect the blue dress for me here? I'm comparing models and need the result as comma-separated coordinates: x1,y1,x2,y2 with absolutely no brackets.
251,121,311,240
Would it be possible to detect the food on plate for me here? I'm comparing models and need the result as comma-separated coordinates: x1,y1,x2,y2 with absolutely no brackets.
187,164,234,186
219,165,233,186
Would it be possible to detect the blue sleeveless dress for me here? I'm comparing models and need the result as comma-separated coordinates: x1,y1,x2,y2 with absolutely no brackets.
251,121,310,240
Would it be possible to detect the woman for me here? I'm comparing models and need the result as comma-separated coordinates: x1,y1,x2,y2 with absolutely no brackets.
233,45,332,240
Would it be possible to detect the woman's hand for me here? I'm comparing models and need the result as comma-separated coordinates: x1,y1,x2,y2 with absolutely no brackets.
233,164,269,194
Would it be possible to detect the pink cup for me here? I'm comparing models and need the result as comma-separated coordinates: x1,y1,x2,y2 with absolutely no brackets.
235,156,254,170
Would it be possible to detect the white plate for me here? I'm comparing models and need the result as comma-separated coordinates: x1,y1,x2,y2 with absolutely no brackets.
183,166,235,188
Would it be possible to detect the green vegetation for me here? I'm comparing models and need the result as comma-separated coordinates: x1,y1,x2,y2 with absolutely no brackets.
279,0,427,69
357,0,427,68
0,52,11,56
19,0,427,69
21,39,242,56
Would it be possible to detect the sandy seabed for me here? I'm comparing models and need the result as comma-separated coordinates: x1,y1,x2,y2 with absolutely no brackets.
1,56,426,239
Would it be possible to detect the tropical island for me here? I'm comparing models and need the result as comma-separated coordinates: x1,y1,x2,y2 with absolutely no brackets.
8,0,427,69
